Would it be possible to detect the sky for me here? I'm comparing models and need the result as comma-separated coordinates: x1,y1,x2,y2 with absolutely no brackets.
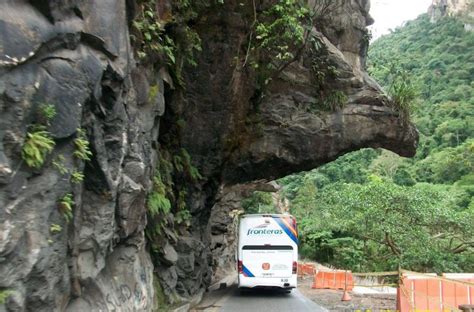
369,0,433,40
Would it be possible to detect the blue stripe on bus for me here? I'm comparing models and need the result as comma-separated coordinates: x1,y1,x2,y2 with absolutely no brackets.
273,217,298,244
242,264,255,277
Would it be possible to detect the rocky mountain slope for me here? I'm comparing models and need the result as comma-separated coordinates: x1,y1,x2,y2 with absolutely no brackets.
429,0,473,27
0,0,417,311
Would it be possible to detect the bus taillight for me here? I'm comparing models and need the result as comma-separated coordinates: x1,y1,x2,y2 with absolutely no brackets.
292,261,297,274
291,218,298,237
238,260,243,274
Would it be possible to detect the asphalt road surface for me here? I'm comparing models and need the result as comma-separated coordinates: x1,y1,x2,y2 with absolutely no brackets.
212,287,328,312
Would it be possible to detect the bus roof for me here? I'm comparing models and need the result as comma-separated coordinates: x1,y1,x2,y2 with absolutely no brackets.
240,213,295,218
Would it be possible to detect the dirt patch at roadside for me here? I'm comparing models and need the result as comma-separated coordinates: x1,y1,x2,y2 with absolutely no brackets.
298,277,397,311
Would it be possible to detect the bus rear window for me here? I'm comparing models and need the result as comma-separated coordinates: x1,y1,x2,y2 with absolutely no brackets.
242,245,293,250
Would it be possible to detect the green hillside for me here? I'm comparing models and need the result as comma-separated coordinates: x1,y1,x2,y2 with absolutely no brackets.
246,14,474,273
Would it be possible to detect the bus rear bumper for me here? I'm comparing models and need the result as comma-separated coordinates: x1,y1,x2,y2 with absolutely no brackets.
238,275,297,289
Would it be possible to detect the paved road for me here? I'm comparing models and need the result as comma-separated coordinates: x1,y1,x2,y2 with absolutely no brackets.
206,287,328,312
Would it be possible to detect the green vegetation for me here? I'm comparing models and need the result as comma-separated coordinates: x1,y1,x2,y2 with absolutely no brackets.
148,174,172,217
251,0,309,76
131,2,177,63
241,191,275,214
146,148,201,250
319,90,347,112
148,84,159,103
0,289,12,304
244,0,346,108
71,170,84,184
153,277,169,312
58,193,74,223
22,127,55,168
384,65,419,120
130,0,204,86
50,223,62,234
22,103,58,168
175,209,191,227
73,128,92,161
288,177,472,272
52,155,68,175
39,103,57,125
269,14,473,273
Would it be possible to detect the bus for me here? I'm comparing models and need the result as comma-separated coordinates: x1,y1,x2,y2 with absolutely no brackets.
237,214,298,290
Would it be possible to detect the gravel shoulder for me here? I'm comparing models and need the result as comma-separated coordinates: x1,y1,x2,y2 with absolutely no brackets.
297,277,397,311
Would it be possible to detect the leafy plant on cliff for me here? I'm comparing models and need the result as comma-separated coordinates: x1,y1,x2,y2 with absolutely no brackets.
253,0,309,68
180,148,202,182
50,223,62,234
242,0,311,89
241,1,347,110
58,193,74,223
131,0,203,86
38,103,57,125
131,1,170,61
148,174,172,217
0,289,12,305
52,154,68,175
22,127,55,169
241,191,277,214
71,170,85,184
73,128,92,161
371,62,419,120
175,209,191,226
145,145,202,250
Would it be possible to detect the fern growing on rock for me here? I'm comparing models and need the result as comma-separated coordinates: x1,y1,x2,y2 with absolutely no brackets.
22,127,55,168
147,175,171,217
73,128,92,161
58,193,74,223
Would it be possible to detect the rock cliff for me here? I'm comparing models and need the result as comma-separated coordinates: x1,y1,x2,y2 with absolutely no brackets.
429,0,473,23
0,0,418,311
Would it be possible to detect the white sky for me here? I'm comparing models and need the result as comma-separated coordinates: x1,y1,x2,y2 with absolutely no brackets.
369,0,433,40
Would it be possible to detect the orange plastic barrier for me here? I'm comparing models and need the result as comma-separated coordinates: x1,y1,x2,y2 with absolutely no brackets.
302,264,316,276
311,270,354,291
442,273,474,311
297,263,304,278
397,273,474,311
297,263,316,277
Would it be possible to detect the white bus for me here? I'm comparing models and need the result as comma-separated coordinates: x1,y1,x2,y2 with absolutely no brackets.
237,214,298,290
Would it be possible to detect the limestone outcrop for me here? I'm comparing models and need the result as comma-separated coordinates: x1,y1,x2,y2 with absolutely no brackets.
0,0,418,311
429,0,473,23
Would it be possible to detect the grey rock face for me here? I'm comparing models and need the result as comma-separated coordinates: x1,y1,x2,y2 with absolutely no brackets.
0,1,159,311
429,0,471,22
173,0,418,185
160,242,178,266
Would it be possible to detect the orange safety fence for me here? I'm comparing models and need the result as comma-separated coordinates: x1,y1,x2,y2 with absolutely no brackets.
297,263,304,278
397,271,474,312
298,263,316,278
311,270,354,291
303,263,316,276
